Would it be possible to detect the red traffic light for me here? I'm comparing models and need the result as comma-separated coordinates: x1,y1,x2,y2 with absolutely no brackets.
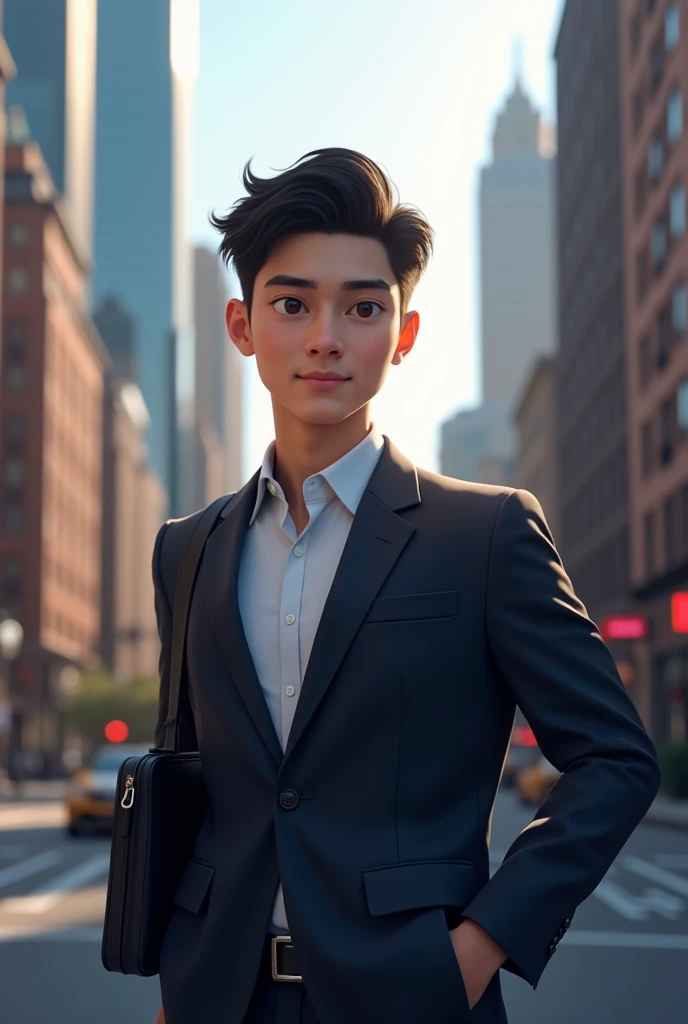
105,720,129,743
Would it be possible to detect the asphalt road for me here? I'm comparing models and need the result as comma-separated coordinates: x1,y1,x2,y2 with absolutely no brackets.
0,787,686,1023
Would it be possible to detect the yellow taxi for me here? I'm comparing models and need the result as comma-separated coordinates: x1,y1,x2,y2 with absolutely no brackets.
515,754,561,806
65,742,149,836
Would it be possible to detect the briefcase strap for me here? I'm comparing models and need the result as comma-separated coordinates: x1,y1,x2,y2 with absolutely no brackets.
163,494,234,752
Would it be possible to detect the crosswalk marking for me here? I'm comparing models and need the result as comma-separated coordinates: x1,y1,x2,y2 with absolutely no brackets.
0,851,63,891
622,856,688,898
0,845,27,860
0,853,111,915
563,930,688,950
654,855,688,870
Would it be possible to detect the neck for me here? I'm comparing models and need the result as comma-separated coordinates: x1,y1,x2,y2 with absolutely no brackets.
270,403,373,519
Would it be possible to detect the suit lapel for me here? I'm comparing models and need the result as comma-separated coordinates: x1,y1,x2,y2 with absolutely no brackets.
283,437,420,764
203,472,284,769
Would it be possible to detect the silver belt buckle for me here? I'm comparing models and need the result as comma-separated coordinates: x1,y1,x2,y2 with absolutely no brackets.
271,935,302,982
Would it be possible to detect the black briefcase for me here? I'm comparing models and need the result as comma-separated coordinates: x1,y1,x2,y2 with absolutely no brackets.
101,494,232,976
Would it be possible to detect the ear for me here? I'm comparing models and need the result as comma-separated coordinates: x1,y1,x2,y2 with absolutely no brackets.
225,298,254,356
391,311,419,365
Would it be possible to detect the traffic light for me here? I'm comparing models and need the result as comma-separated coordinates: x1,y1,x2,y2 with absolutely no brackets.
105,720,129,743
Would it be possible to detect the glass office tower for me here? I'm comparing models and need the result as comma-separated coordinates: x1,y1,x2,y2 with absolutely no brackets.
93,0,198,516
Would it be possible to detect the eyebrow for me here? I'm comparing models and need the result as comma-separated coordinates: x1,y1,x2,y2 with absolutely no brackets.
264,274,392,293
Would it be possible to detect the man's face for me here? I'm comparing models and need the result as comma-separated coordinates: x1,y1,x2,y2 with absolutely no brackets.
226,232,418,427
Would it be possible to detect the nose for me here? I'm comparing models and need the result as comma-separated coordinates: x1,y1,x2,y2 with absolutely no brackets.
305,310,343,357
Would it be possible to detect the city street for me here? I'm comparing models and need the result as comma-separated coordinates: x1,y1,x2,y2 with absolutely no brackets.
0,787,686,1023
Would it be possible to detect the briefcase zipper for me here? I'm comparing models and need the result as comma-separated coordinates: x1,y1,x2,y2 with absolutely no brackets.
121,775,135,809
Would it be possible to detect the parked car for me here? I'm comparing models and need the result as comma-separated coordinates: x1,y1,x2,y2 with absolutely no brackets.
501,723,541,787
515,755,561,806
65,743,149,836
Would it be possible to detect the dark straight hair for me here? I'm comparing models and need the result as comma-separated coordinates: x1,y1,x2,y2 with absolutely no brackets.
209,148,434,315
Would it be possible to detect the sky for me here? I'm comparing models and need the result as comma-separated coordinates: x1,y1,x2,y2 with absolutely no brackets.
190,0,567,478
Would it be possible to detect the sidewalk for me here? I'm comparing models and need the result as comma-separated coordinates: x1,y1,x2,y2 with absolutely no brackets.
0,778,69,803
644,792,688,830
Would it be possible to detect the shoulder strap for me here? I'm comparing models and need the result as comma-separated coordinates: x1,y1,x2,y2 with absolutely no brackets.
163,493,234,751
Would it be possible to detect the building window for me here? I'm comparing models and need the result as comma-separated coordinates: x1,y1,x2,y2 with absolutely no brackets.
651,220,667,270
665,496,677,565
4,458,24,489
670,183,686,238
649,37,664,94
658,304,672,367
668,89,683,143
682,486,688,556
6,266,28,296
1,556,22,617
6,222,27,250
678,378,688,434
635,166,647,216
3,505,23,533
637,246,650,302
3,319,26,394
644,511,656,578
3,414,24,453
648,136,664,183
666,4,680,51
634,87,645,135
661,395,675,459
642,420,654,476
673,281,688,333
631,10,642,55
640,333,653,387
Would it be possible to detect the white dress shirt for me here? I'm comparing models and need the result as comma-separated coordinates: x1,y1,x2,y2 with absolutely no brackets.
237,425,385,934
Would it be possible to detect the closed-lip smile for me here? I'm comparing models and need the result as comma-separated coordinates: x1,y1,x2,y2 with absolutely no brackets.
297,371,350,380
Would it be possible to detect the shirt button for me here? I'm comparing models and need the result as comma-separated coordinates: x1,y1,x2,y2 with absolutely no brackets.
285,685,296,697
285,614,296,625
294,546,304,557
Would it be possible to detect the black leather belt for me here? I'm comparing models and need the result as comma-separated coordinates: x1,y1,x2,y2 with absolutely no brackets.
265,934,302,982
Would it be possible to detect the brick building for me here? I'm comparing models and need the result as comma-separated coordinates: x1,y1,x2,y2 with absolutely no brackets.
0,136,107,775
554,2,637,694
620,0,688,745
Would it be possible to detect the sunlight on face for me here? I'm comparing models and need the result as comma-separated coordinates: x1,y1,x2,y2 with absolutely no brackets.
230,233,414,429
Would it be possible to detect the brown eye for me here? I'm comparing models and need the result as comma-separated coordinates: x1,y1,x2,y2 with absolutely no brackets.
273,297,306,315
352,301,382,319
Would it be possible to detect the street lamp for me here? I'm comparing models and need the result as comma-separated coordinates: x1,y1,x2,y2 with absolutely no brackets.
0,615,23,787
0,617,23,661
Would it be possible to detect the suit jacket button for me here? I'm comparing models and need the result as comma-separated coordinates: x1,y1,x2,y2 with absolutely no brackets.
279,789,299,810
549,943,557,956
564,919,572,928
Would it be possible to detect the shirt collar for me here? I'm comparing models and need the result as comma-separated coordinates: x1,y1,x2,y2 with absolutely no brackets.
249,425,385,525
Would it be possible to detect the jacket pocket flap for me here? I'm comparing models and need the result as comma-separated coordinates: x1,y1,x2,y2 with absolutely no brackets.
364,591,457,623
173,858,215,913
363,860,476,916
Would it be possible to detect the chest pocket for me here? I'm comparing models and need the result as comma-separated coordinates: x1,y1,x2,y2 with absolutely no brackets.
364,590,457,624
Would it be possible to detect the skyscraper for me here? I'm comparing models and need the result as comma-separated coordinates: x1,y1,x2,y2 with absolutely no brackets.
4,0,97,259
441,73,556,486
479,76,557,406
93,0,199,517
193,248,244,508
554,0,630,631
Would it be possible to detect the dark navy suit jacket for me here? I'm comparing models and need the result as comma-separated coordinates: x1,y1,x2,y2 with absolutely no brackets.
153,436,660,1024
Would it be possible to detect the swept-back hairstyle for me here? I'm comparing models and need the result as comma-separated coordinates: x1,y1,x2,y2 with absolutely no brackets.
209,148,434,316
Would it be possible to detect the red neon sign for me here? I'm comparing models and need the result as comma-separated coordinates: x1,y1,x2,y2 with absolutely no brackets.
671,592,688,633
600,616,648,641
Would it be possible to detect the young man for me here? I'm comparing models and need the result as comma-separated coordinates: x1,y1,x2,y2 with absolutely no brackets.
152,148,660,1024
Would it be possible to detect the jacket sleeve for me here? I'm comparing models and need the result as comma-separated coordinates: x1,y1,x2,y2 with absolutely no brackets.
459,488,661,989
152,521,199,752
